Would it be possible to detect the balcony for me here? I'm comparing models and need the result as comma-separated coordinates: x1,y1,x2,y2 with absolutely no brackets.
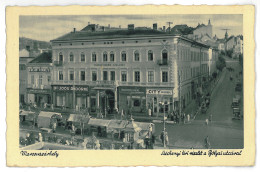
53,61,63,66
157,59,168,66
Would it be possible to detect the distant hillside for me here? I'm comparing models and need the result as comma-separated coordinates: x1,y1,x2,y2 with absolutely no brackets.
19,37,51,51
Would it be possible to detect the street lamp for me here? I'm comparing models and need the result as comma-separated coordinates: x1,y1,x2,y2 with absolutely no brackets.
159,101,168,148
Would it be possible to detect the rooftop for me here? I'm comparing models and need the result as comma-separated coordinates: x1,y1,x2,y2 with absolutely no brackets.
29,52,52,63
52,29,170,42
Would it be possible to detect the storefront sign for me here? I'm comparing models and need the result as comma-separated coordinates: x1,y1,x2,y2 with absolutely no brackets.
146,89,173,95
28,67,50,72
27,88,50,94
94,64,125,67
120,87,145,94
53,85,88,92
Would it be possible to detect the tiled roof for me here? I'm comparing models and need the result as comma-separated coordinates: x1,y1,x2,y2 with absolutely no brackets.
52,29,168,42
29,52,52,63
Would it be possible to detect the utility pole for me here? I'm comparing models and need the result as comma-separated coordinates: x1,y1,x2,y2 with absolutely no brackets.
166,22,173,33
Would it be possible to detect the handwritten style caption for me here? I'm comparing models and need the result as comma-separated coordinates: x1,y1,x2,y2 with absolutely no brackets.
161,150,243,157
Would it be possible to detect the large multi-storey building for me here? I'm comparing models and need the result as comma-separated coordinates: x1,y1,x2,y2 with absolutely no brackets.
50,24,211,115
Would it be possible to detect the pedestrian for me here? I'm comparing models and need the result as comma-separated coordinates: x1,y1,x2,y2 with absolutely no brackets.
160,131,164,145
121,109,124,120
52,122,57,133
205,118,209,125
165,132,169,146
38,133,43,142
187,114,190,123
148,108,152,117
204,136,211,149
82,138,88,149
71,124,76,143
209,114,213,122
25,133,31,146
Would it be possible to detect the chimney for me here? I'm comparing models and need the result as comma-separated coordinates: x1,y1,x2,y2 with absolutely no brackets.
108,24,110,28
119,25,121,29
73,28,76,33
128,24,134,31
163,26,166,32
102,26,105,32
153,23,157,30
26,45,30,51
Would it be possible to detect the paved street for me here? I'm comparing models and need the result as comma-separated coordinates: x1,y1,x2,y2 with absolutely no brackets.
154,61,243,149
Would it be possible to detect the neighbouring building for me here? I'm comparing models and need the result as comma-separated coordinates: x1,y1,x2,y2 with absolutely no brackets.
50,24,211,116
19,48,35,105
27,52,52,107
193,19,213,40
226,36,243,55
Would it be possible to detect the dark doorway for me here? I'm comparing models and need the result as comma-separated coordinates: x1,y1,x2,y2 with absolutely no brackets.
106,90,115,114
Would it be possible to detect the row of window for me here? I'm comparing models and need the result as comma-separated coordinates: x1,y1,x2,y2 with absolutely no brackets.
58,70,169,83
58,50,168,62
177,49,209,62
30,75,51,85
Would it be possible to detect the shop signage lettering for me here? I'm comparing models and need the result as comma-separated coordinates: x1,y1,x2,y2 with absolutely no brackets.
146,89,173,95
28,67,50,72
28,89,50,94
94,64,125,67
53,86,88,92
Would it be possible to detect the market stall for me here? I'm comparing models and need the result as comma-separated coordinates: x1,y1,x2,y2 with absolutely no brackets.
67,114,90,134
37,111,62,132
135,122,155,138
123,120,141,143
19,110,36,122
87,118,111,137
107,120,128,139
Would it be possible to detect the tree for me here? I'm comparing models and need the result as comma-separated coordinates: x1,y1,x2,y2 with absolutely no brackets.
226,49,233,58
216,54,226,71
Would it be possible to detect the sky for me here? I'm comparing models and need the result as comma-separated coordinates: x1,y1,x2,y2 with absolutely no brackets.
19,14,243,42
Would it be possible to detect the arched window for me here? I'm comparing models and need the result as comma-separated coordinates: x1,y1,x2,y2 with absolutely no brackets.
81,52,85,62
162,49,168,64
69,52,74,62
148,50,153,61
134,50,140,61
59,52,63,61
103,52,108,62
110,52,114,62
121,51,126,61
92,52,97,62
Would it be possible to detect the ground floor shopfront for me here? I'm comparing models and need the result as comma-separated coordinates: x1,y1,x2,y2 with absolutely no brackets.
119,86,174,116
51,84,175,116
27,88,51,107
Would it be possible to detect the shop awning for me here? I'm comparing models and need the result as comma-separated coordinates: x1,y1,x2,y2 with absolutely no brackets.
92,87,115,90
135,122,154,131
19,110,35,116
125,120,141,132
87,118,111,127
68,114,90,123
108,120,128,129
38,111,62,118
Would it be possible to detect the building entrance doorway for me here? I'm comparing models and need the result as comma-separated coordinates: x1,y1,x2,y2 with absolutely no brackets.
101,90,115,114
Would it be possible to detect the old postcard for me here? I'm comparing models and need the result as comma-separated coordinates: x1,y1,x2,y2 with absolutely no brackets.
6,5,255,166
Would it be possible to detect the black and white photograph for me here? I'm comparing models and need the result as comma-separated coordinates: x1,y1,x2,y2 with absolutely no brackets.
18,14,244,150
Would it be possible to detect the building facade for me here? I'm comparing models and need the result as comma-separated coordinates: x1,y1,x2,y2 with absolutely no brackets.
19,49,35,105
51,27,211,115
27,52,52,107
